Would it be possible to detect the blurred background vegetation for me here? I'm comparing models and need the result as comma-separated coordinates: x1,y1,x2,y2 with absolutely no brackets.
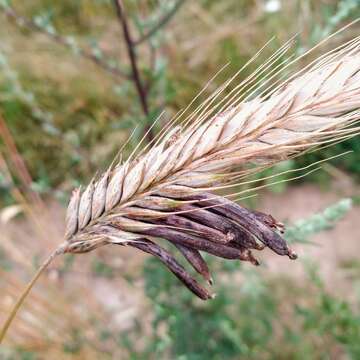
0,0,360,359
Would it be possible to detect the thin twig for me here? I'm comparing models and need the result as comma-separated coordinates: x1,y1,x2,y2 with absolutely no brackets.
1,5,130,80
133,0,186,45
113,0,154,142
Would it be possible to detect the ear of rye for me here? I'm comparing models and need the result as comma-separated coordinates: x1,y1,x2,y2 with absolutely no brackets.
66,40,360,243
2,36,360,344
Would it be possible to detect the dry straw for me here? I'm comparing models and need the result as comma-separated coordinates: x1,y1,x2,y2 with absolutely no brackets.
1,33,360,342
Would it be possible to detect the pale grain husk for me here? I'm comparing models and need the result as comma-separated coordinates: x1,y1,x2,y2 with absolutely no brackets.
65,39,360,248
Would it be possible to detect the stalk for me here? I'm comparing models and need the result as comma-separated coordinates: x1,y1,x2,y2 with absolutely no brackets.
0,243,67,343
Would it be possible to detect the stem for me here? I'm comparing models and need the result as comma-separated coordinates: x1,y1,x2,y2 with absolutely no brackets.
133,0,186,45
0,244,66,343
113,0,154,143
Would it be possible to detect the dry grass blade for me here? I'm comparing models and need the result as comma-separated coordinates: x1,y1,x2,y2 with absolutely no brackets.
1,34,360,343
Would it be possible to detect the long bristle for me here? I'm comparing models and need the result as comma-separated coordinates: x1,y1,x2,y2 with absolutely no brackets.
61,35,360,278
